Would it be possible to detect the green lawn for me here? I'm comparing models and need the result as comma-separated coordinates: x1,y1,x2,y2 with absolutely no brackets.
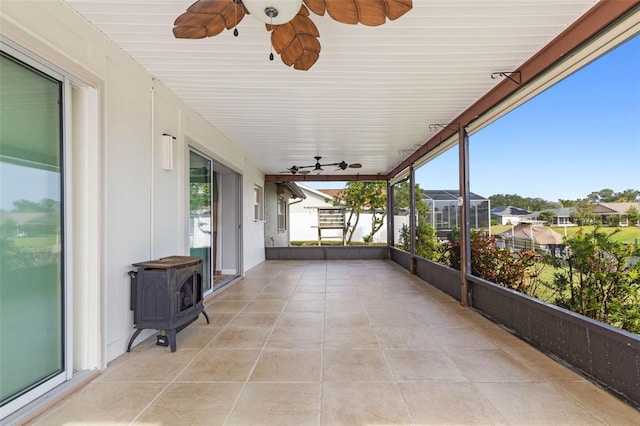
490,225,640,245
5,235,59,251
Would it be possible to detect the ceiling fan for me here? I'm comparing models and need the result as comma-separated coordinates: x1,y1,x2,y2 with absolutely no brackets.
280,156,362,175
173,0,413,70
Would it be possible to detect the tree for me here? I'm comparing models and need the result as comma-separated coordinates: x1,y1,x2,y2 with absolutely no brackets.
587,188,640,203
587,188,616,203
559,199,578,207
11,198,60,213
443,230,545,297
488,193,559,211
550,227,640,333
334,181,386,244
391,181,411,214
626,206,639,226
538,210,554,225
570,199,595,226
617,189,640,202
391,181,440,260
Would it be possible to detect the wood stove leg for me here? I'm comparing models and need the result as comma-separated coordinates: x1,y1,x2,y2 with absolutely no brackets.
202,309,210,324
127,329,143,352
169,328,177,352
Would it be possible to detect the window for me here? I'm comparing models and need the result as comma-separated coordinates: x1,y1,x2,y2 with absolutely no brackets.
277,196,287,232
254,185,264,221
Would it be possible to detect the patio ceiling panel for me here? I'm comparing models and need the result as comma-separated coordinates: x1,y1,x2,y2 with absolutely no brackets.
64,0,599,177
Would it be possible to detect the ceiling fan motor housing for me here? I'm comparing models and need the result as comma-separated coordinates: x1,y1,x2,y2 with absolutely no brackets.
242,0,303,25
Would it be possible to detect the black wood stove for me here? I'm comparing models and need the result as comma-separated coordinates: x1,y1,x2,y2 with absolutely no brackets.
127,256,209,352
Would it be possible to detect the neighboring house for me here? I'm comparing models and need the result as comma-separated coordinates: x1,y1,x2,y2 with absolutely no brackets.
532,207,576,226
264,181,306,247
491,206,536,225
496,222,565,255
593,202,640,226
289,185,388,244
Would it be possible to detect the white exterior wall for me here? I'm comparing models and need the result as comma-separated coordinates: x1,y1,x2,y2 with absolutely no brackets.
290,186,388,244
0,1,265,367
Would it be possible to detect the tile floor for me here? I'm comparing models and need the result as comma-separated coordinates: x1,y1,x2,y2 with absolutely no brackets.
29,260,639,425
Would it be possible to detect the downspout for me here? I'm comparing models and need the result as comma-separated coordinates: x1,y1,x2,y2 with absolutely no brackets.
288,197,304,247
459,126,471,306
149,78,155,259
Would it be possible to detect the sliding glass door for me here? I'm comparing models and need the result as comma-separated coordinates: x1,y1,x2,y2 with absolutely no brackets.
0,52,66,413
189,151,215,293
189,149,241,294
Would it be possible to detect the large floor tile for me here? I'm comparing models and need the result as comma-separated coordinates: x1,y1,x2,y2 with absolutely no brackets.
449,349,541,382
209,326,272,350
429,326,500,349
250,349,322,382
321,382,413,425
226,382,321,425
323,326,379,350
399,382,508,425
32,382,167,425
277,311,325,328
95,348,198,382
323,350,394,382
266,326,324,350
135,382,243,425
375,326,441,350
554,381,640,425
324,311,371,327
176,349,261,382
476,382,603,424
385,349,467,382
228,312,280,328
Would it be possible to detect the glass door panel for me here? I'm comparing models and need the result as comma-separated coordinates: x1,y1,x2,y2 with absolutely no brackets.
189,151,214,293
0,53,64,407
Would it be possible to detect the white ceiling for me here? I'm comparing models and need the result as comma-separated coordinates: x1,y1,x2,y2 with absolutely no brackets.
64,0,598,177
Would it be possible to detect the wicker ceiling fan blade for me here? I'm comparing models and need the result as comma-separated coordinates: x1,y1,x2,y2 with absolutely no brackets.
384,0,413,21
269,6,321,71
303,0,327,17
348,163,362,168
306,0,412,26
173,0,247,39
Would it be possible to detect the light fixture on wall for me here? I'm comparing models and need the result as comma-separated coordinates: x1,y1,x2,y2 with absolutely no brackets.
162,133,176,171
241,0,302,25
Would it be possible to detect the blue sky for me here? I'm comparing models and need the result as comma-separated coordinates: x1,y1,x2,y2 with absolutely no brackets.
310,34,640,203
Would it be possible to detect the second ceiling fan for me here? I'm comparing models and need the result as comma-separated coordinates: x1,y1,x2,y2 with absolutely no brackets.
281,156,362,175
173,0,413,70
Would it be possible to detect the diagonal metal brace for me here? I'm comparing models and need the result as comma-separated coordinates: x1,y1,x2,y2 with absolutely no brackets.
429,123,460,132
491,71,521,85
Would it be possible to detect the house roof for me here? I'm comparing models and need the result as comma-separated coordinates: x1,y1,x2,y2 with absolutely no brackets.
423,190,486,202
534,207,575,217
317,189,342,200
593,202,640,215
497,223,564,245
491,206,533,217
278,182,306,200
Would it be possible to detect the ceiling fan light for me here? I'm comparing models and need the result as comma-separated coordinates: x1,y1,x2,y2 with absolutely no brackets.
242,0,303,25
